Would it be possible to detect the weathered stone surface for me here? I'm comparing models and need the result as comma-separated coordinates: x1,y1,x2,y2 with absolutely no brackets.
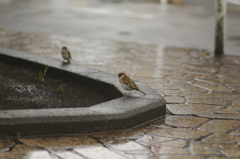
208,157,237,159
134,155,205,159
20,136,100,149
193,82,231,92
157,89,187,96
150,128,210,140
197,113,240,119
187,97,228,106
133,154,160,159
92,125,153,139
223,149,240,158
191,141,240,151
164,96,186,104
157,139,188,148
228,101,240,111
167,104,224,115
74,146,127,159
148,83,176,91
0,145,46,159
203,133,240,143
50,150,85,159
164,116,208,128
151,145,189,155
0,139,15,152
214,109,240,114
136,134,172,146
25,150,54,159
231,130,240,136
105,141,150,155
198,119,240,132
190,147,222,156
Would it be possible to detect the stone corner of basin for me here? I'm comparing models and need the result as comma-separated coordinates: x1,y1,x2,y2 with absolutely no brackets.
0,47,166,136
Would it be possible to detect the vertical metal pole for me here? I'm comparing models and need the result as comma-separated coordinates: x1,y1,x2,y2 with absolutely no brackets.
214,0,227,56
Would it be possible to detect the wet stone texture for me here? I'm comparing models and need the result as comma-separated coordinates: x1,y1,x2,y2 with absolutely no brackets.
0,30,240,159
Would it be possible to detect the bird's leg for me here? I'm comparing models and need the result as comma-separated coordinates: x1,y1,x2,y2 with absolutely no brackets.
67,59,70,63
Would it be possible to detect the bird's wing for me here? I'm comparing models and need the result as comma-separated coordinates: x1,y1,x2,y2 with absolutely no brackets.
68,51,72,60
122,78,138,89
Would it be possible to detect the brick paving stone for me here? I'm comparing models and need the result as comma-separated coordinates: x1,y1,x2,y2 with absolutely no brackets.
198,120,240,133
223,149,240,158
164,96,186,104
92,126,153,139
136,134,173,146
202,132,240,143
226,83,240,88
228,101,240,111
103,140,150,155
193,81,231,92
157,89,189,96
148,83,177,91
133,155,160,159
50,150,85,159
216,95,240,101
161,156,205,159
183,67,219,75
191,141,240,151
166,76,194,83
156,139,188,148
167,104,224,115
0,145,50,159
134,155,204,159
74,146,127,159
151,145,189,155
231,130,240,136
189,147,223,156
197,114,240,120
196,92,240,101
190,142,240,158
187,98,228,106
168,83,206,92
209,157,240,159
25,150,54,159
194,77,239,85
150,127,210,140
20,136,100,149
214,109,240,114
134,69,161,78
233,88,240,92
164,116,208,128
0,139,15,152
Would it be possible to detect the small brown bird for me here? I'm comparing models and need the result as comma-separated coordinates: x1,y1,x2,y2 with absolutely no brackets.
61,46,72,63
118,72,146,96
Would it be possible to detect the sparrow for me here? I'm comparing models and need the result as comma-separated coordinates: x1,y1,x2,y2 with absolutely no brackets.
61,46,72,63
118,72,146,96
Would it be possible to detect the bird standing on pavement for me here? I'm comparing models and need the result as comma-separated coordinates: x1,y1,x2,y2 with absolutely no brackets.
118,72,146,96
61,46,72,63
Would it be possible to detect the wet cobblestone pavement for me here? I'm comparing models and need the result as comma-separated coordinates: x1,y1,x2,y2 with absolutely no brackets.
0,30,240,159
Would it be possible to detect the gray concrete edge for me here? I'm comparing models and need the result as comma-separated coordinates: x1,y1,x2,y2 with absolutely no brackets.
0,47,166,135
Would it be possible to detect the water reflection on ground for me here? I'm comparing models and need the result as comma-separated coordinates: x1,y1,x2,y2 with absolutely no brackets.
0,30,240,158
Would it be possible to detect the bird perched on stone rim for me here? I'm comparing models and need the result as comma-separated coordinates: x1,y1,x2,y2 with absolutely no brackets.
118,72,146,96
61,46,72,63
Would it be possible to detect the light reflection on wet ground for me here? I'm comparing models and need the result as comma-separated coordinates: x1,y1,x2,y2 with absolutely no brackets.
0,30,240,159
